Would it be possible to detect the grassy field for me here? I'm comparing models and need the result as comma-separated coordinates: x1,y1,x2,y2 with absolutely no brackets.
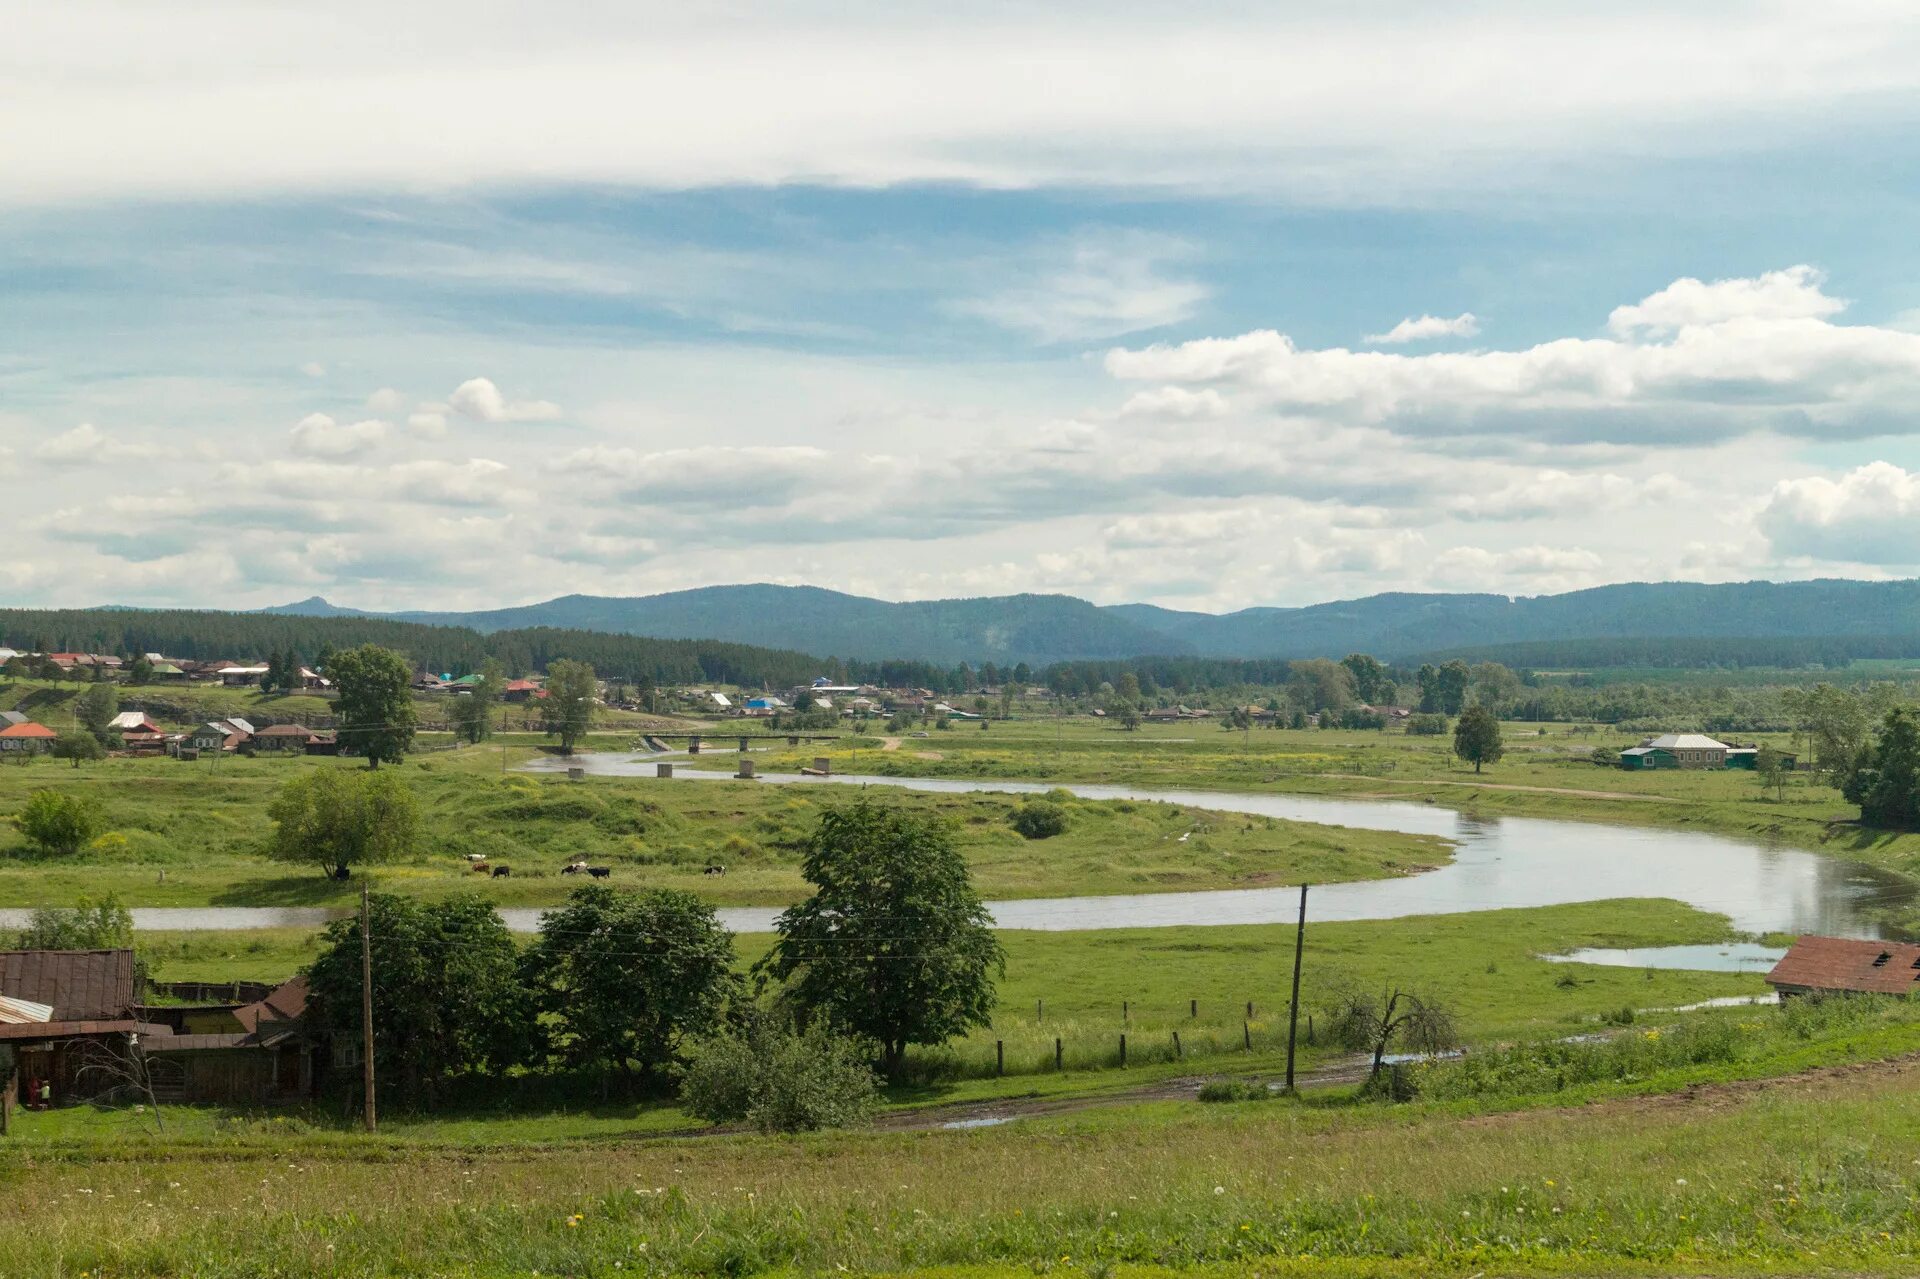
0,745,1448,908
6,996,1920,1277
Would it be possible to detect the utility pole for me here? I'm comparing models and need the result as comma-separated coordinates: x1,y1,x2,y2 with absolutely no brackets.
359,882,377,1132
1284,883,1308,1092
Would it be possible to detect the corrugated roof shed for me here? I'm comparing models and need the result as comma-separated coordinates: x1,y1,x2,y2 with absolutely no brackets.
0,950,137,1020
232,975,309,1037
1766,936,1920,996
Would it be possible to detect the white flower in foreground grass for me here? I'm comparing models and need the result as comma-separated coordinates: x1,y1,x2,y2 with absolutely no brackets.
1213,1186,1225,1195
1675,1178,1688,1186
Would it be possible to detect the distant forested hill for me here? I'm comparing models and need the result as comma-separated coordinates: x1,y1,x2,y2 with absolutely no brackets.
0,608,825,686
259,577,1920,666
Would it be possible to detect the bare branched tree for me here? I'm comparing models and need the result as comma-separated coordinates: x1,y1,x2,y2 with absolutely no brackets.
1324,986,1459,1081
63,1035,172,1133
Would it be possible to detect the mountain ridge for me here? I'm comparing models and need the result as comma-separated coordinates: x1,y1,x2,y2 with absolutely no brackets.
260,578,1920,667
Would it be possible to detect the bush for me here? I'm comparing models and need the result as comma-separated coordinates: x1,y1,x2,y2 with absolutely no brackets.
1589,746,1620,766
680,1023,879,1133
14,789,105,856
1405,713,1449,736
1009,800,1070,840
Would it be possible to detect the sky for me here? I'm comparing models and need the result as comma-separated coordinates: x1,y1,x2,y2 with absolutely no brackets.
7,2,1920,615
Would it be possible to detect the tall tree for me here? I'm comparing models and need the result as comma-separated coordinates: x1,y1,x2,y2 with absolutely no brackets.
763,802,1004,1076
1754,744,1791,803
265,767,421,878
451,658,504,744
1452,705,1504,773
1844,707,1920,830
542,659,597,754
1435,659,1472,716
330,643,416,767
1340,653,1388,704
1287,658,1355,714
524,885,741,1082
306,893,532,1107
77,681,119,743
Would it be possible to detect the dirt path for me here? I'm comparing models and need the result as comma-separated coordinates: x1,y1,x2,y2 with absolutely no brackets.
1322,773,1665,802
872,1057,1379,1132
880,736,902,751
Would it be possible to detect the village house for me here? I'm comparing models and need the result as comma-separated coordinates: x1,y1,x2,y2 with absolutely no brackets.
108,710,161,735
1766,936,1920,998
502,678,543,703
0,949,162,1109
216,664,271,687
252,723,320,753
1618,733,1730,770
0,721,57,754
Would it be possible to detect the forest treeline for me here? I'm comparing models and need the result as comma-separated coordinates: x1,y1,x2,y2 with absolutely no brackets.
0,609,827,688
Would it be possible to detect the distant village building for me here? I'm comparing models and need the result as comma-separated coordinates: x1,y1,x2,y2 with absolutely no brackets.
253,723,320,752
1767,936,1920,998
0,721,57,754
1618,733,1730,770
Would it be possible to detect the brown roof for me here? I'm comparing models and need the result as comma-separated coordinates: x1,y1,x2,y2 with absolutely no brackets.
0,1018,169,1042
0,950,137,1019
1766,936,1920,996
254,724,318,738
232,975,309,1036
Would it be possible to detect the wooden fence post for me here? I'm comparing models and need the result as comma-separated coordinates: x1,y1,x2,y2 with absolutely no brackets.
1246,1001,1254,1019
1172,1030,1181,1058
996,1040,1004,1076
1119,1033,1127,1067
1055,1038,1063,1071
1190,998,1197,1019
1122,1000,1129,1024
1036,998,1043,1023
1244,1020,1251,1050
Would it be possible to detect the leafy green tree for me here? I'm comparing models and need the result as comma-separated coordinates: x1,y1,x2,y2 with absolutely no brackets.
524,885,741,1082
1469,661,1520,711
1115,672,1142,703
1754,744,1792,802
542,659,597,754
1843,708,1920,830
1340,653,1388,704
1452,705,1504,773
451,658,504,744
1435,660,1472,716
330,644,416,767
77,682,119,743
266,767,420,878
306,893,532,1107
127,655,154,685
51,732,108,769
679,1019,878,1133
14,789,105,855
1287,659,1355,714
1405,712,1449,736
763,802,1004,1076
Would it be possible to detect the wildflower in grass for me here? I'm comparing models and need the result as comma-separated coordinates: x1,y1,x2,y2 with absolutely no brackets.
1213,1186,1225,1195
1674,1178,1687,1187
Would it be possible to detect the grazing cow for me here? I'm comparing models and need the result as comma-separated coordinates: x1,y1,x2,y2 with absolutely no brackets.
587,866,611,879
703,864,726,877
329,866,351,881
492,865,511,878
561,862,585,875
471,861,491,874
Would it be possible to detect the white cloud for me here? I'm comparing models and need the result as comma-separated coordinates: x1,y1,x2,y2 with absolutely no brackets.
299,361,327,377
1432,544,1607,588
1105,267,1920,445
407,410,449,437
1118,387,1229,420
1607,265,1844,336
10,7,1920,205
289,412,389,458
34,422,114,465
447,377,561,423
1759,461,1920,566
1365,313,1479,345
954,232,1207,343
366,386,408,413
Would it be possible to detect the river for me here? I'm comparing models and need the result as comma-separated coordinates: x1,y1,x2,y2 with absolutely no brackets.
8,758,1908,971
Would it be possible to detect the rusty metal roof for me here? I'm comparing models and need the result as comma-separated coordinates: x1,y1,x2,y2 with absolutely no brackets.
1766,936,1920,996
232,975,309,1036
0,950,137,1020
